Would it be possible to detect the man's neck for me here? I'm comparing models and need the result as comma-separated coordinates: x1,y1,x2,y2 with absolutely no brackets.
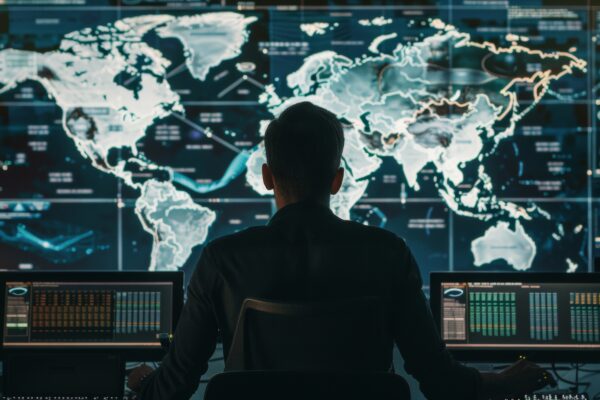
275,194,330,210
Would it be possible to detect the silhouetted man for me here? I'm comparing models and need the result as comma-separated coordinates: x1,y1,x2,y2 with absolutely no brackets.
129,102,555,400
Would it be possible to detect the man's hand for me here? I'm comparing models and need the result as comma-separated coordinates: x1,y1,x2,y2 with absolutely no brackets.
480,359,557,400
127,364,155,393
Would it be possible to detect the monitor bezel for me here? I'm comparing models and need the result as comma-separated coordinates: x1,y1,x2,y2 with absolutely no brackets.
430,272,600,363
0,271,184,361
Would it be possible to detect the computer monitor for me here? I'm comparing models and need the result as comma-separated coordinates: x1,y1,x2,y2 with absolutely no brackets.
430,272,600,362
0,271,184,360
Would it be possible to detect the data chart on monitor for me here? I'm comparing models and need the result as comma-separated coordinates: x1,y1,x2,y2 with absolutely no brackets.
3,281,174,348
440,281,600,350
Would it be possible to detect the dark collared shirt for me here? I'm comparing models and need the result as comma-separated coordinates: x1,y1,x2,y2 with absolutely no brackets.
140,201,481,399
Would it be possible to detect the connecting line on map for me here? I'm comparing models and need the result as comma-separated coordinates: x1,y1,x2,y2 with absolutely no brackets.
217,75,265,98
123,75,139,87
171,112,242,154
165,62,189,79
547,82,600,101
121,62,190,86
244,75,266,90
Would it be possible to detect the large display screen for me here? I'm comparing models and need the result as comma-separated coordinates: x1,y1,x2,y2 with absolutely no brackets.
0,1,596,285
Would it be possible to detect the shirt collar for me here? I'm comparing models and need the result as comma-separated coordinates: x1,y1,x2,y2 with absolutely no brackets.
268,200,334,227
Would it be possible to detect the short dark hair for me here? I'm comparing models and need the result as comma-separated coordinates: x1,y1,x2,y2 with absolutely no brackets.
264,101,344,199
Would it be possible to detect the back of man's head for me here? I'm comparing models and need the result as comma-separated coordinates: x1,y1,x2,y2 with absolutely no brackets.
264,101,345,200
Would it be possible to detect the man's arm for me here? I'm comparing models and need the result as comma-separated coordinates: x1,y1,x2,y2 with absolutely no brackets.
391,238,481,400
391,238,554,400
135,246,220,400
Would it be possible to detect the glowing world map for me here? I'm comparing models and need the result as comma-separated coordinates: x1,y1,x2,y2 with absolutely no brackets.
0,3,594,283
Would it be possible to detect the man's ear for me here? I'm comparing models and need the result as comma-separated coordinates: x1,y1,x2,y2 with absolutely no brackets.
330,168,344,195
262,163,274,191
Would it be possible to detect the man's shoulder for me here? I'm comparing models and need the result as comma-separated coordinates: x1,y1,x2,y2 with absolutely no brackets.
204,225,273,253
337,218,407,248
203,217,411,258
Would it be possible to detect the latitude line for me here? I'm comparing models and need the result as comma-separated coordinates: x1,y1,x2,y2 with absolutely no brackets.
0,197,596,204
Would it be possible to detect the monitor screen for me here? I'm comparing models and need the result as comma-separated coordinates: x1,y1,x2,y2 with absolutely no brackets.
0,272,183,357
3,281,173,348
431,273,600,361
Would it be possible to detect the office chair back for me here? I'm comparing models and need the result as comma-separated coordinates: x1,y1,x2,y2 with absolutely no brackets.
225,297,393,371
204,371,410,400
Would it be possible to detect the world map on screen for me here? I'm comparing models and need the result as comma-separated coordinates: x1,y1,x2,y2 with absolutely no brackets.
0,2,594,284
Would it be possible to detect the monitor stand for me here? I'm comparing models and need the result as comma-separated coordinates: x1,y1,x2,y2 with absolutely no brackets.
3,352,124,396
